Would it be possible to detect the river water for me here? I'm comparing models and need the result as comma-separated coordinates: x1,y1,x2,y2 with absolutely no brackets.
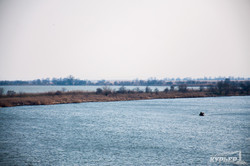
0,85,200,94
0,96,249,165
0,85,167,94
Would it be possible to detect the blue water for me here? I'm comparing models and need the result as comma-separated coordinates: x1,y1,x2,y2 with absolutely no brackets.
0,85,199,94
0,96,249,165
0,85,169,94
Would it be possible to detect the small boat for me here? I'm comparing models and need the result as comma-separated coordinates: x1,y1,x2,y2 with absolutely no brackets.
199,112,205,116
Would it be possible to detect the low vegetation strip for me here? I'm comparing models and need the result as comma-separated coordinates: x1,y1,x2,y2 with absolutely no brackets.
0,91,212,107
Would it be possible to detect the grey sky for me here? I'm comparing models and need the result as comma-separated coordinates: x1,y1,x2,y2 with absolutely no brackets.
0,0,249,80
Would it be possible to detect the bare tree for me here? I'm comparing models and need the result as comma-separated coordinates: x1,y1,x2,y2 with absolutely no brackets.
7,90,16,97
164,87,169,93
178,84,187,92
0,88,4,96
103,86,112,96
145,86,152,93
154,88,159,94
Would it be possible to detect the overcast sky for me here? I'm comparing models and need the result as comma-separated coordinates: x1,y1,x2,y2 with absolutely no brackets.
0,0,249,80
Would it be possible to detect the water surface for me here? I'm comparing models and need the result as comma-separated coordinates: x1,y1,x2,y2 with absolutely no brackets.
0,96,249,165
0,85,199,94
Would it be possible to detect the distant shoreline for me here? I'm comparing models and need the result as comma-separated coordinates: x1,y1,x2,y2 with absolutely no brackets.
0,91,247,108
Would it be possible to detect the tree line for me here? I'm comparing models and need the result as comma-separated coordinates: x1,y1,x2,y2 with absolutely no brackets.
1,76,249,86
94,79,250,96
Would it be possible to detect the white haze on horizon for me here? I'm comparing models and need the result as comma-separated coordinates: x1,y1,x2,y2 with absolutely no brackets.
0,0,249,80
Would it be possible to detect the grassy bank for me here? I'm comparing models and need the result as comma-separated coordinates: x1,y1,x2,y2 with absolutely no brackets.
0,90,242,107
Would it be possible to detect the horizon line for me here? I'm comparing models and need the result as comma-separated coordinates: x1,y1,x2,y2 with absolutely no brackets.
1,76,250,82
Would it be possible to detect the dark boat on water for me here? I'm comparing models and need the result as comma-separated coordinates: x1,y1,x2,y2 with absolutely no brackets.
199,112,205,116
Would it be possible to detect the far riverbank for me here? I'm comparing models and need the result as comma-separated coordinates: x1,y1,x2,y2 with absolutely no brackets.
0,90,247,107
